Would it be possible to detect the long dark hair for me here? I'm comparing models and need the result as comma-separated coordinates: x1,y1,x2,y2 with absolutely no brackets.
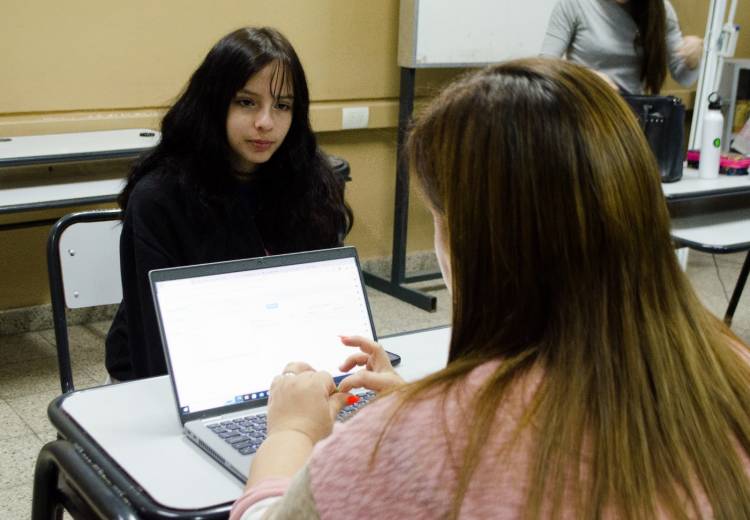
378,59,750,518
629,0,668,94
119,27,352,252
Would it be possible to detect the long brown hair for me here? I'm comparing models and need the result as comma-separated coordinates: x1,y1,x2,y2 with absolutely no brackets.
629,0,668,94
393,59,750,518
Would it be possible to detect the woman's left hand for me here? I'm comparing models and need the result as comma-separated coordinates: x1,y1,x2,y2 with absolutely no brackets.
267,362,350,444
678,36,703,70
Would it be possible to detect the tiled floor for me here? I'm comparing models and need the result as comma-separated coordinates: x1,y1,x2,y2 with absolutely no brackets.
0,251,748,518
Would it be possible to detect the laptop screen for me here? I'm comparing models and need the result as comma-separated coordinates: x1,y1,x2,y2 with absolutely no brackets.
152,252,375,418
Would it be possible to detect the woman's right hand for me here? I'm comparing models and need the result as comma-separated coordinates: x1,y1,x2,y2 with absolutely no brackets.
678,35,703,70
338,335,405,394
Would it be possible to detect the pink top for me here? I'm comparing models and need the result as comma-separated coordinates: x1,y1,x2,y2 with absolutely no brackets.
310,361,545,518
233,354,750,518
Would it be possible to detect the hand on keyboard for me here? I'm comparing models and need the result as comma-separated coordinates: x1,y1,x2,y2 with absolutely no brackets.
267,364,350,444
210,390,377,457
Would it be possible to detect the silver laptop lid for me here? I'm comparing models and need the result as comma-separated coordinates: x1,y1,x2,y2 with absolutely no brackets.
149,247,377,425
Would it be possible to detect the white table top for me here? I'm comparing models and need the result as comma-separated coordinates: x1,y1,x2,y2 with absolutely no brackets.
662,168,750,200
0,129,160,167
671,208,750,252
0,129,157,215
0,178,125,214
58,326,452,510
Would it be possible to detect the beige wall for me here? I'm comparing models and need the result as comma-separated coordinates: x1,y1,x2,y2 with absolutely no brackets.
0,0,747,310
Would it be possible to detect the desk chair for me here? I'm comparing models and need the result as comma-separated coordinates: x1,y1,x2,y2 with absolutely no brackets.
671,208,750,326
47,209,123,394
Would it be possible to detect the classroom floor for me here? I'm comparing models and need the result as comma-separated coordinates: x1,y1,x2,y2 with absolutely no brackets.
1,250,748,519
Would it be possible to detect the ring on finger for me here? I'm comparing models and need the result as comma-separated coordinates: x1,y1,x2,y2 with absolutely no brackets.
282,371,296,376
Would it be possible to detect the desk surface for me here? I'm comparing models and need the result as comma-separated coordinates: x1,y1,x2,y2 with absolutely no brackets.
662,168,750,200
0,129,159,167
671,208,750,253
0,178,125,215
52,326,451,511
0,129,158,217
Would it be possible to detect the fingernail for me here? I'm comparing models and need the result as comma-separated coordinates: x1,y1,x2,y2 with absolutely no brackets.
346,395,360,405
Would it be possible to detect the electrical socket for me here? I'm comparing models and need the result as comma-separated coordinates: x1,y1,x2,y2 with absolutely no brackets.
342,107,369,129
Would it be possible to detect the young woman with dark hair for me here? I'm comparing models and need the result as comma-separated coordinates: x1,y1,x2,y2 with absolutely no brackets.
106,27,352,381
541,0,703,94
229,60,750,519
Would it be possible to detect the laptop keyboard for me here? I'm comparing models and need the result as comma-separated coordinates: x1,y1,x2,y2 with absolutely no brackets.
207,391,377,455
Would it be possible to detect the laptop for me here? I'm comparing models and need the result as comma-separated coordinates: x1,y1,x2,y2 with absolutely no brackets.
149,246,387,482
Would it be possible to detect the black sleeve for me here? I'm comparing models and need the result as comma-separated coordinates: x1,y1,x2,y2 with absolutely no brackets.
119,181,183,379
107,173,266,380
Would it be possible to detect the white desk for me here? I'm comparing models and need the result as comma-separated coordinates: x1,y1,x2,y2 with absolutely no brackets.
662,167,750,201
0,178,127,216
665,171,750,325
671,208,750,253
0,129,159,224
45,326,451,515
0,129,159,168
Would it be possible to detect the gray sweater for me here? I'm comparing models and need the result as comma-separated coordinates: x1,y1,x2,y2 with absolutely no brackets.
540,0,699,94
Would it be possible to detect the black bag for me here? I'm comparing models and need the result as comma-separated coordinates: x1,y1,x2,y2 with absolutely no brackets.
622,95,685,183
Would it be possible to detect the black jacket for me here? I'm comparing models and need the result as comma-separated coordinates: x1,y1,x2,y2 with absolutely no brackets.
105,171,266,380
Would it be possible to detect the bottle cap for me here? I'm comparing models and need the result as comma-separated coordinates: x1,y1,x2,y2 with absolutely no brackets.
708,92,722,110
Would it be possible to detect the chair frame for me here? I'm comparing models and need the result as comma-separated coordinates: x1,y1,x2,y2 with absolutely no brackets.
32,439,139,520
40,206,238,520
47,208,123,394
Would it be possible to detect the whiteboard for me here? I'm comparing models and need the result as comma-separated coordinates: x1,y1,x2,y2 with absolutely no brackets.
398,0,558,68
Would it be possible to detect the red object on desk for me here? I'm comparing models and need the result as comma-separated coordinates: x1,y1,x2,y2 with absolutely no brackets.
686,150,750,175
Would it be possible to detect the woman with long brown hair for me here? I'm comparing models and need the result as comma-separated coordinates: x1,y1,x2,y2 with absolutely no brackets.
541,0,702,94
229,59,750,519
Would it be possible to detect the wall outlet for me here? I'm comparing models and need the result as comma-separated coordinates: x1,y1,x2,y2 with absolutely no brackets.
342,106,369,129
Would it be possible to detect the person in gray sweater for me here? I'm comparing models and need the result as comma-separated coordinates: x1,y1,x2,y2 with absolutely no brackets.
541,0,702,94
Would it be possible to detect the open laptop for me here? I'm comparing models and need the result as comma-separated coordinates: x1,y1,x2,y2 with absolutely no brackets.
149,246,388,482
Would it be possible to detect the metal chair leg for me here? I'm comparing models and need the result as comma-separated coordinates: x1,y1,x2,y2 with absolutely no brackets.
724,251,750,326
